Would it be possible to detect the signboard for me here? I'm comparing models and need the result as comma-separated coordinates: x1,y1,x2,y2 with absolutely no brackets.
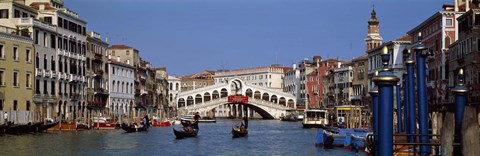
228,95,248,103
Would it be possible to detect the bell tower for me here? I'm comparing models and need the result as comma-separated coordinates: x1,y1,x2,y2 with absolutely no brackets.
365,8,383,51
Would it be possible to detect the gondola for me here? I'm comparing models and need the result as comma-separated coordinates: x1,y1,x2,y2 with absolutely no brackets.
121,123,148,133
173,127,198,139
28,122,44,132
37,121,60,132
6,122,31,134
0,124,8,135
231,126,248,138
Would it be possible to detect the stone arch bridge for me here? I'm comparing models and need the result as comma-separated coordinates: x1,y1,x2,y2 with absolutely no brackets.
176,78,297,119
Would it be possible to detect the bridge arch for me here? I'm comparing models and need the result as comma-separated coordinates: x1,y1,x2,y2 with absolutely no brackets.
195,94,202,104
212,90,219,99
271,95,278,103
245,89,253,97
262,93,269,101
220,88,228,98
187,96,194,106
203,92,211,102
178,98,185,107
254,91,261,99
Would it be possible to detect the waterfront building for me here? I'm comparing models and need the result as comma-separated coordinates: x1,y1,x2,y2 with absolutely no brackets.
333,62,354,106
154,67,169,117
215,65,289,91
322,60,342,109
86,31,108,116
167,75,181,108
0,25,34,124
351,55,369,107
447,1,480,105
182,70,215,91
0,0,54,122
26,0,88,121
107,56,134,119
407,4,460,107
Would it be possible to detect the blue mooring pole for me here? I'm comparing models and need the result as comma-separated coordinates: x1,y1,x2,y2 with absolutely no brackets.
369,86,379,156
396,84,402,133
405,50,416,143
373,46,400,156
414,43,429,156
402,73,408,133
452,69,468,156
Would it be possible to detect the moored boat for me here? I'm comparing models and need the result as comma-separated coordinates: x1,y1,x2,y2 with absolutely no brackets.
28,122,44,132
302,109,330,128
91,117,116,130
37,121,60,132
181,115,216,123
0,124,8,135
6,123,31,134
121,123,148,133
280,114,298,122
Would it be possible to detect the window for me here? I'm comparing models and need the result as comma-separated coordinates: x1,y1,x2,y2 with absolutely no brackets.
0,44,3,58
0,100,3,110
35,79,40,94
26,101,30,111
12,71,19,87
51,81,55,95
13,100,17,111
111,51,115,56
50,34,56,48
446,19,453,26
26,49,31,63
126,50,130,55
58,17,63,27
13,47,18,61
26,73,31,88
43,80,47,94
44,54,47,70
35,30,39,45
44,32,47,47
22,12,27,18
0,9,8,19
0,70,4,86
51,56,55,71
14,9,20,18
44,17,52,24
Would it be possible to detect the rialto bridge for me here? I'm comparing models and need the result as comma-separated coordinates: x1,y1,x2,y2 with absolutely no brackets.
176,78,297,119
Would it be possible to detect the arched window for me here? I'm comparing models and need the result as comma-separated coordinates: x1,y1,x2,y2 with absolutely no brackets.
126,83,129,94
122,82,125,93
175,83,179,90
35,53,39,68
117,81,120,92
112,80,116,92
44,54,47,69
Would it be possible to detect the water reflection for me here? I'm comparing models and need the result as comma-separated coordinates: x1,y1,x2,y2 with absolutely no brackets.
0,119,362,155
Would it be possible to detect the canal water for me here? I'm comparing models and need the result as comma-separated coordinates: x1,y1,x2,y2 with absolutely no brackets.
0,119,363,155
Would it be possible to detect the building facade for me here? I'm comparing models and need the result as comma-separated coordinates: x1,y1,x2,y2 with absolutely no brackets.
0,25,34,124
215,66,290,91
182,70,215,91
107,56,135,119
351,55,369,107
86,31,108,115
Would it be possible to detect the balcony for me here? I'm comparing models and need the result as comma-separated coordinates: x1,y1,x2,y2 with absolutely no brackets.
351,95,362,101
17,18,56,32
140,75,146,80
2,22,30,38
59,73,66,80
70,93,80,101
44,70,51,78
88,101,106,107
94,69,103,77
141,89,148,95
51,71,58,78
35,68,44,77
94,53,103,60
68,74,74,82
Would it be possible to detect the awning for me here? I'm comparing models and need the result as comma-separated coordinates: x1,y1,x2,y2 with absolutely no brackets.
87,105,105,110
135,106,157,111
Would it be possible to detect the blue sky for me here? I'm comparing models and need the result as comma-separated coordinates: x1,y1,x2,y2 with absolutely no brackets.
65,0,450,76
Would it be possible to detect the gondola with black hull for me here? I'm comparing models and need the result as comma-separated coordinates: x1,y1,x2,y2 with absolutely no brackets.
121,123,148,133
173,121,198,139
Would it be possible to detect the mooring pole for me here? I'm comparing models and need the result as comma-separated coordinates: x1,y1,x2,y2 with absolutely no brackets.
413,38,429,156
373,46,399,156
452,69,468,156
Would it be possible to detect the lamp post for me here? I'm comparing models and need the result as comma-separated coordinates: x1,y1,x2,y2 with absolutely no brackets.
413,34,429,156
373,46,400,156
452,69,468,156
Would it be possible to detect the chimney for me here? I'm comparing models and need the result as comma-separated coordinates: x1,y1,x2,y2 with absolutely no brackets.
39,4,45,10
117,57,120,62
293,63,297,70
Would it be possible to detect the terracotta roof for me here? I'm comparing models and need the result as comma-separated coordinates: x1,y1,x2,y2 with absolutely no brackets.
29,2,56,11
352,54,368,61
108,44,133,49
395,34,411,42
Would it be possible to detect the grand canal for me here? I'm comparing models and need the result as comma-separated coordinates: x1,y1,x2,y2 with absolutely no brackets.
0,119,363,155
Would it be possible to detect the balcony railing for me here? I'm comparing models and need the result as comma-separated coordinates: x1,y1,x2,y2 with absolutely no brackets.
59,73,66,80
17,18,56,32
51,71,58,78
70,93,80,101
35,68,44,77
0,25,31,37
44,70,51,77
